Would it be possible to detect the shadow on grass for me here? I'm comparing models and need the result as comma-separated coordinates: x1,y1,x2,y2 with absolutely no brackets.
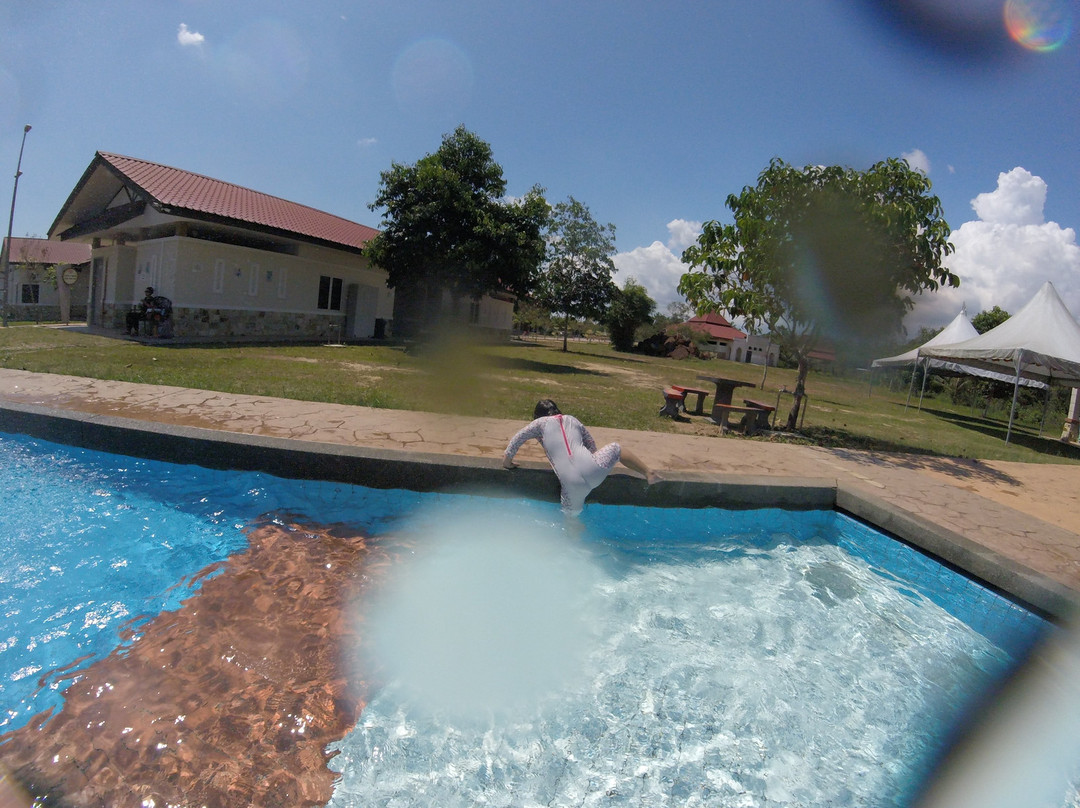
920,407,1080,461
767,426,1026,488
768,425,943,456
485,354,611,377
778,409,1080,489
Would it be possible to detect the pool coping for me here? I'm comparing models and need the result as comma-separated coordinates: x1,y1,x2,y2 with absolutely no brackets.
2,400,1076,622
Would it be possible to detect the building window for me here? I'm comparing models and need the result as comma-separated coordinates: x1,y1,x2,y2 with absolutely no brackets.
318,275,343,310
21,284,39,304
277,267,288,299
248,264,259,296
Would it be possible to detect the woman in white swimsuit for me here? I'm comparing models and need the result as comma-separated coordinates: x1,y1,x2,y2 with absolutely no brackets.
503,399,652,515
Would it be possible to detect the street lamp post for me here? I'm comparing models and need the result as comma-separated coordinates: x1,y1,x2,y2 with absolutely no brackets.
1,124,32,328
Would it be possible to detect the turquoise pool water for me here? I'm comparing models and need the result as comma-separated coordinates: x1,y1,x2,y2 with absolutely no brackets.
0,432,1053,806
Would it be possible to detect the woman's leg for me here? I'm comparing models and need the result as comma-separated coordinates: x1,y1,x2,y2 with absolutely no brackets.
617,447,657,484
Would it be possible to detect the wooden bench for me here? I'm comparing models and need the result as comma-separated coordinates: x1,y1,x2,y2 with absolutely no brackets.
711,403,765,434
659,388,686,418
742,398,776,431
670,385,710,416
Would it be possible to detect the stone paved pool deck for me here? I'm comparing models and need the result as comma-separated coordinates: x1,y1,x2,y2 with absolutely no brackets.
1,367,1078,621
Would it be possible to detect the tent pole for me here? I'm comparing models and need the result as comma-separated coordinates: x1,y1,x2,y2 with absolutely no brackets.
917,357,930,412
1005,354,1024,444
904,351,919,410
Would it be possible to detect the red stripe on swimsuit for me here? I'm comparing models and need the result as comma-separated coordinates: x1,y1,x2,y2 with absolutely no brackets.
556,414,573,456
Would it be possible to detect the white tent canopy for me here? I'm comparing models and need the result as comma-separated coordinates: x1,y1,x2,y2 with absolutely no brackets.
920,281,1080,442
871,307,1047,396
872,307,979,369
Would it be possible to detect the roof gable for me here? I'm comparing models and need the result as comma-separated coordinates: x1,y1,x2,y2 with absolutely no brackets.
682,312,747,341
51,152,379,252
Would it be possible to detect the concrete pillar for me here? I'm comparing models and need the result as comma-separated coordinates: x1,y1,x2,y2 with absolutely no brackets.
1062,388,1080,443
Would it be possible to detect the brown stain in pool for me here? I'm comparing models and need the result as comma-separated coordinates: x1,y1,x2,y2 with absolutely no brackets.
0,516,391,807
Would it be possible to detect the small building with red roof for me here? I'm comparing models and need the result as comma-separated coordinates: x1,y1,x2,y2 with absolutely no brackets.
47,152,519,341
682,313,747,361
2,236,91,322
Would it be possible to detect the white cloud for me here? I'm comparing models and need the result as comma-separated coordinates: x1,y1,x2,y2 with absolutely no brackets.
907,167,1080,332
357,137,378,148
612,219,701,312
178,23,205,47
665,218,704,253
902,148,931,175
971,167,1046,226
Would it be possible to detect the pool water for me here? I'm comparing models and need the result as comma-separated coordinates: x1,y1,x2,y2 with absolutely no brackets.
0,432,1056,806
326,501,1047,808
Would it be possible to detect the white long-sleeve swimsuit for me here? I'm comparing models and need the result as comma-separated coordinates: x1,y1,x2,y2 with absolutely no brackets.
504,414,621,514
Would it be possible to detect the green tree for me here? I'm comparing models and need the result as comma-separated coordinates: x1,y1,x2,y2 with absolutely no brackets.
532,196,617,351
606,277,655,352
679,157,956,429
665,300,694,323
971,305,1010,334
365,126,549,339
512,299,555,335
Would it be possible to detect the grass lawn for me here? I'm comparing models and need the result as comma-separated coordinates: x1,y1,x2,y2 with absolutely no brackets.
1,324,1078,466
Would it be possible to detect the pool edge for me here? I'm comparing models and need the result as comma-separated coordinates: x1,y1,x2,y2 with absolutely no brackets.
2,400,1076,621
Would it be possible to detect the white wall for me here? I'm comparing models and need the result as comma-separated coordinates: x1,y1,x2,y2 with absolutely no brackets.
100,235,392,320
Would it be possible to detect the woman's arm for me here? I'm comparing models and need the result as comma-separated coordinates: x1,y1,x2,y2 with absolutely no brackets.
503,420,543,467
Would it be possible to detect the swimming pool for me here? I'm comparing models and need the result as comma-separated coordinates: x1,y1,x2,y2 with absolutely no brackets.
0,432,1058,806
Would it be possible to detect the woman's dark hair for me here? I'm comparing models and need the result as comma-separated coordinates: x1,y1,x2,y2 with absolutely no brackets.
533,399,561,419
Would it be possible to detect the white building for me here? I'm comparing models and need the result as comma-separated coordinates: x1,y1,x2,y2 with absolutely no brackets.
1,236,90,322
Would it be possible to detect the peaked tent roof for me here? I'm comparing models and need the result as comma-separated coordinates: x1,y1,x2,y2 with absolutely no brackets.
921,281,1080,386
874,305,1046,390
49,152,380,253
872,308,979,368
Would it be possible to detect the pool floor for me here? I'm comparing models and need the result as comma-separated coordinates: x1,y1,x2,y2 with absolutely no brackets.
1,516,385,807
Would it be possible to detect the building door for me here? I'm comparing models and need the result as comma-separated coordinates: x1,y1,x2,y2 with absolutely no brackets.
346,283,378,339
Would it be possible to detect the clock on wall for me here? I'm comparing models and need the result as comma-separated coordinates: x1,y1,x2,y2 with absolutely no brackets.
62,267,78,286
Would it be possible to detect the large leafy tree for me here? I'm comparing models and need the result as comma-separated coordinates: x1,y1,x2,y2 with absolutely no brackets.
679,157,957,429
971,305,1009,334
532,196,617,351
365,126,549,338
606,277,655,352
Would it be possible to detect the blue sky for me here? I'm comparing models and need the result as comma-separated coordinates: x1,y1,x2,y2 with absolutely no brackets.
1,0,1076,334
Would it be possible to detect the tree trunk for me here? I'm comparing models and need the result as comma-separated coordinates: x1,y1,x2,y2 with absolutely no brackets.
562,312,570,352
785,355,810,430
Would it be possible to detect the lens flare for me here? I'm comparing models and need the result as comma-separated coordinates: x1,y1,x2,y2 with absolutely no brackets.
1005,0,1073,51
364,504,601,717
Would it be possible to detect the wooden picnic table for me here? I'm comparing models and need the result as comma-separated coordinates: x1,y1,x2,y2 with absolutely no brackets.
697,375,755,428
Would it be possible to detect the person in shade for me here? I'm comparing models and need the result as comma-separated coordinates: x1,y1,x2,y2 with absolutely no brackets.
503,399,655,515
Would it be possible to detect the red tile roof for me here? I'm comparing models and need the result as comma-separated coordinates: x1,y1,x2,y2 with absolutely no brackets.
685,312,746,341
4,237,91,265
98,153,379,251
